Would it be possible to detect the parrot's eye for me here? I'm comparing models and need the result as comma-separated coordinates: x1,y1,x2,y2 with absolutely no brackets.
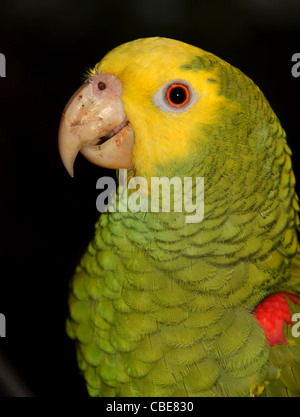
153,79,198,113
166,84,189,107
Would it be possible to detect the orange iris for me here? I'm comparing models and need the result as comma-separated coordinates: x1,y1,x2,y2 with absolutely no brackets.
166,84,190,107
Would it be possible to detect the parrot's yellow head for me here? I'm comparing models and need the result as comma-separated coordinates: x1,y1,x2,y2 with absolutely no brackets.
59,37,282,181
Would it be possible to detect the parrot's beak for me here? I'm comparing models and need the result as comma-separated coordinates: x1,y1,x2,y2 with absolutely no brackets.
58,72,134,177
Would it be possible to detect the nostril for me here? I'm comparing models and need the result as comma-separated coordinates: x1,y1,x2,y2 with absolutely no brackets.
98,82,106,91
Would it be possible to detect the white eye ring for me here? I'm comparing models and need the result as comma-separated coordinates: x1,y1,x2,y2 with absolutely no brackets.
153,79,198,113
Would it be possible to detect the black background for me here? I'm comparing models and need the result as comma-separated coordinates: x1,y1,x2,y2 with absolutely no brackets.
0,0,299,397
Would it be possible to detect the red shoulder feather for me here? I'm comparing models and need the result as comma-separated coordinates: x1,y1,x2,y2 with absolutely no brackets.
253,292,300,347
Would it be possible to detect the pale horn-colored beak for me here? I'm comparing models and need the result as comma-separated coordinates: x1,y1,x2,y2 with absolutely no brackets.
58,72,134,177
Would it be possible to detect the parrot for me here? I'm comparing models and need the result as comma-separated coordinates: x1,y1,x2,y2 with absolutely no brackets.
58,37,300,397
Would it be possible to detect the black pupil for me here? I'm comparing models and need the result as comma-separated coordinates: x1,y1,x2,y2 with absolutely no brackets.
169,86,187,104
98,82,106,90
